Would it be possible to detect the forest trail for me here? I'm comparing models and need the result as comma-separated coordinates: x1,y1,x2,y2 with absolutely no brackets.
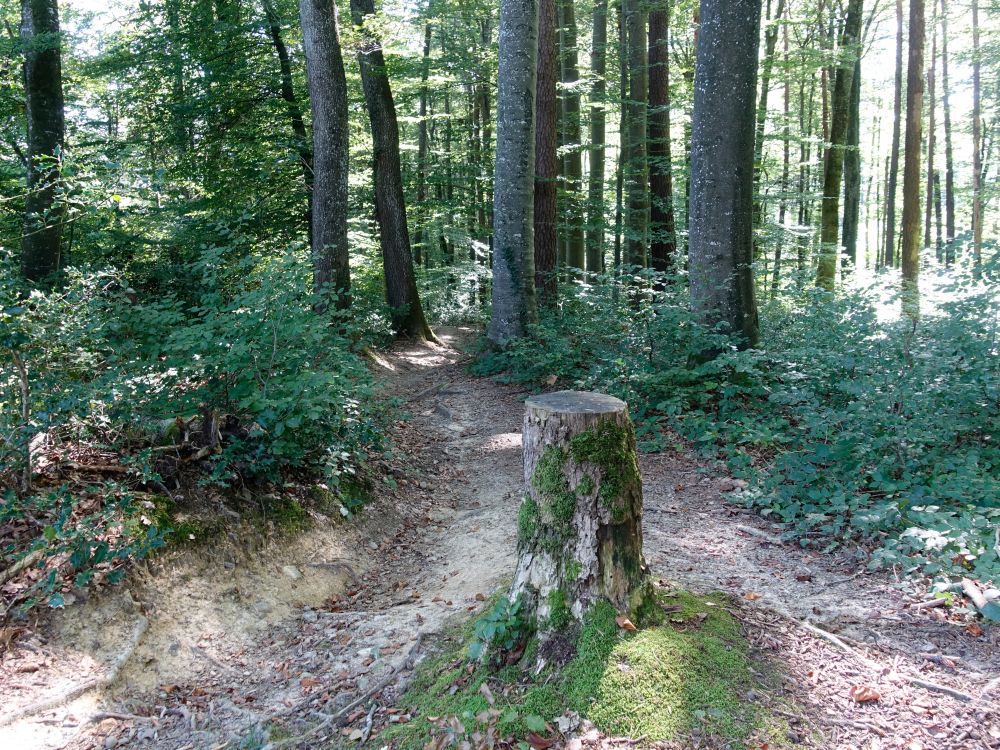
1,327,998,750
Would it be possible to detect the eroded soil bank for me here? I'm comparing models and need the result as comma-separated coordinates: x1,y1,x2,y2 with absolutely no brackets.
1,328,997,750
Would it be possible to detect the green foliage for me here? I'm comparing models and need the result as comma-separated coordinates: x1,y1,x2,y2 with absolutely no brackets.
476,271,1000,583
468,596,529,661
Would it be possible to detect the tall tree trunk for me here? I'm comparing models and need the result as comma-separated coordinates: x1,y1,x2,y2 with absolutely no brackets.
689,0,761,347
489,0,539,344
939,0,955,251
901,0,925,316
622,0,648,268
842,57,861,271
648,0,676,275
300,0,350,309
815,0,862,290
535,0,559,302
559,0,585,271
613,0,626,272
933,170,943,260
166,0,189,155
884,0,903,268
971,0,982,271
351,0,433,339
752,0,786,248
585,0,608,272
924,19,936,251
773,19,790,296
20,0,65,282
415,20,433,266
263,0,313,227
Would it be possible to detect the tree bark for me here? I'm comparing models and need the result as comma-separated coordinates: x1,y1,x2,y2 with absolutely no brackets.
558,0,585,271
752,0,786,249
884,0,903,268
263,0,313,228
511,391,650,629
647,0,676,275
842,57,861,271
20,0,66,283
622,0,648,269
535,0,559,302
924,19,936,252
815,0,862,290
971,0,982,271
489,0,539,344
415,20,433,267
585,0,608,273
901,0,925,317
688,0,761,347
351,0,433,339
299,0,350,310
939,0,955,252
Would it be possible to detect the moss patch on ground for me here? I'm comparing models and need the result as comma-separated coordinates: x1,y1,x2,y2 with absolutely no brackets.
383,590,789,749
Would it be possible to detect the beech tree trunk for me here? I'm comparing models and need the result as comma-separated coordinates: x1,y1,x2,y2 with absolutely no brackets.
263,0,312,228
558,0,585,271
535,0,559,302
815,0,862,290
622,0,648,268
585,0,608,273
688,0,761,348
971,0,982,271
842,58,861,271
939,0,955,253
415,20,433,267
647,0,676,275
511,391,650,628
884,0,903,268
21,0,66,282
351,0,433,339
489,0,539,344
901,0,925,317
924,21,937,251
752,0,786,249
299,0,350,309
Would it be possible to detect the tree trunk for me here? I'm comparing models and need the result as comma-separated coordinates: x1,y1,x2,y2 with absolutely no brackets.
815,0,862,290
622,0,648,269
901,0,925,317
752,0,786,249
511,391,650,629
351,0,434,339
842,57,861,271
20,0,66,283
773,19,790,296
939,0,955,251
647,0,676,275
884,0,903,269
489,0,539,344
299,0,351,309
415,20,433,267
535,0,559,302
263,0,313,228
558,0,585,271
585,0,608,273
924,20,936,251
933,170,944,261
688,0,761,347
971,0,982,271
612,0,626,272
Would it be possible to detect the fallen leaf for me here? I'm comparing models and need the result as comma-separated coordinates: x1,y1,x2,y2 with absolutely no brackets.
300,677,321,689
744,592,762,601
479,681,495,705
615,616,637,631
475,592,486,601
545,374,558,386
966,622,984,637
848,685,881,703
526,732,555,749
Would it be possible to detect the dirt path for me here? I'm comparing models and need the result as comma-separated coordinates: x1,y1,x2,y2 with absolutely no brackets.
1,327,997,750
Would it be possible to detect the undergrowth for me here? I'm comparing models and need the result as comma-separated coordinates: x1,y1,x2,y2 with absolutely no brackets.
472,264,1000,587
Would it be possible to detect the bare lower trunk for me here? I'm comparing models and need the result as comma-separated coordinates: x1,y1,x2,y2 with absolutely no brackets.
971,0,982,271
939,0,955,249
884,0,903,268
842,58,861,272
622,0,648,269
585,0,608,273
559,0,585,271
489,0,539,344
647,0,676,275
901,0,925,317
299,0,350,309
351,0,433,339
535,0,559,301
21,0,65,282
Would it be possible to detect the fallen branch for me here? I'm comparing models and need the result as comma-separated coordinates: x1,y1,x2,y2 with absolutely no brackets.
0,612,148,728
0,549,44,587
961,577,989,611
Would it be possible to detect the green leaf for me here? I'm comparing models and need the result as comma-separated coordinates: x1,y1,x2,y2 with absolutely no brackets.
524,715,547,733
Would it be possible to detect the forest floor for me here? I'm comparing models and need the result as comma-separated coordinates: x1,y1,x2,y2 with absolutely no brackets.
0,327,997,750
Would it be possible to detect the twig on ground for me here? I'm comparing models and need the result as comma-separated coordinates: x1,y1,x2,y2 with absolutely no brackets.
0,549,44,587
359,702,377,744
86,711,152,724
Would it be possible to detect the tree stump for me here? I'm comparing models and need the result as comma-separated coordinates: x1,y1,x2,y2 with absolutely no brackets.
510,391,650,631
